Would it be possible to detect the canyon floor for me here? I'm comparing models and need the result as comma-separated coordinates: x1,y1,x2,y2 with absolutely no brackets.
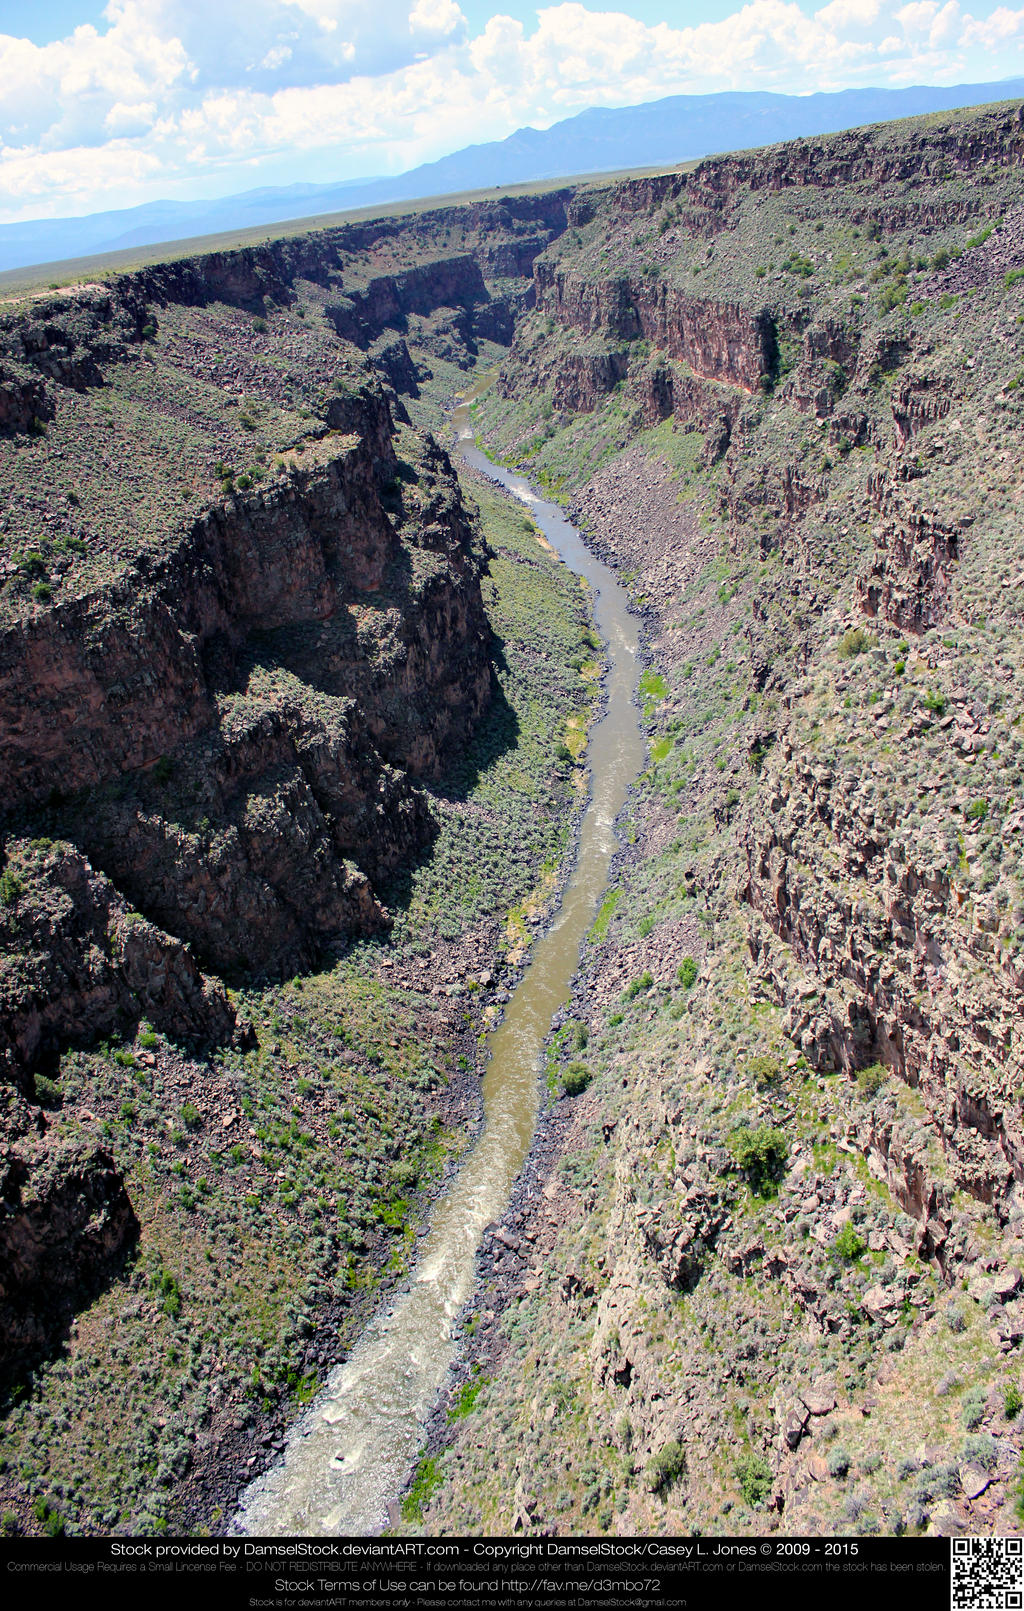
3,96,1024,1540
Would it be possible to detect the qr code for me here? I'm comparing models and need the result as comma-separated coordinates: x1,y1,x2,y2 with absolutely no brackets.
953,1538,1024,1608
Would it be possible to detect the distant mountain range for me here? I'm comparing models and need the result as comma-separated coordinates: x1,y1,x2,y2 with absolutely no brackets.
5,77,1024,274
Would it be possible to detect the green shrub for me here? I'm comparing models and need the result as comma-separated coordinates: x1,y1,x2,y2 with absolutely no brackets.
152,1270,182,1318
748,1053,781,1088
962,1434,999,1471
736,1451,772,1506
181,1103,201,1131
590,890,620,943
831,1222,867,1263
914,1462,960,1504
0,869,24,907
828,1447,851,1479
782,253,815,279
966,798,988,822
639,670,668,700
1005,1384,1022,1421
33,1075,63,1108
16,549,47,579
962,1386,987,1430
447,1381,483,1421
879,282,907,312
922,688,947,715
622,971,654,1001
677,957,697,989
32,1496,64,1537
562,1061,592,1096
646,1440,686,1493
567,1020,589,1052
401,1454,443,1521
856,1062,887,1098
728,1124,788,1195
836,626,875,659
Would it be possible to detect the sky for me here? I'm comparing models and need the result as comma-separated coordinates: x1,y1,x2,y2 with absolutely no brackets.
1,0,1023,223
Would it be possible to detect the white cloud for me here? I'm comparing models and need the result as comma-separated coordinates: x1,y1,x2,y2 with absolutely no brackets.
3,0,1024,221
815,0,881,25
960,1,1024,40
896,0,961,42
259,45,295,70
104,99,159,134
409,0,465,34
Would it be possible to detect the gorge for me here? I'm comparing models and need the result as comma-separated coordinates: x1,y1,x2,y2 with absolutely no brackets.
3,95,1024,1539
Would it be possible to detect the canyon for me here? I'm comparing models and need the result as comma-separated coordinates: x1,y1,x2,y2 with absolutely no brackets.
3,96,1024,1540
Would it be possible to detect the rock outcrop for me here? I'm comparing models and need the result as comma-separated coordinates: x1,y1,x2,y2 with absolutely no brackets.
0,1136,138,1384
0,838,237,1090
534,263,775,392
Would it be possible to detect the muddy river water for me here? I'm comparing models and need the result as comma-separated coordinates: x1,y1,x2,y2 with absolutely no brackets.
235,394,644,1536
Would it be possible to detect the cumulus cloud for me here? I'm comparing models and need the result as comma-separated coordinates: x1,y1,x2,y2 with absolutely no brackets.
960,1,1024,40
3,0,1024,220
409,0,466,34
896,0,961,43
814,0,881,26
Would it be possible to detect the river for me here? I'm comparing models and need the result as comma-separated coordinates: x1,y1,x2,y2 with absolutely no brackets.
234,391,644,1536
